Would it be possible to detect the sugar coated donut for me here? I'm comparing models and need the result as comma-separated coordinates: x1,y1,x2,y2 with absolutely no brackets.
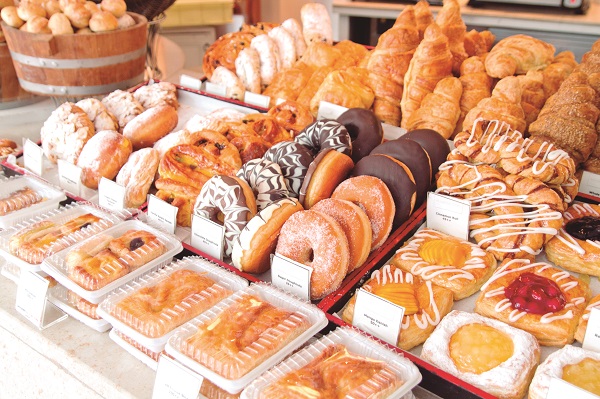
295,119,352,156
275,209,350,299
332,175,395,251
236,158,289,211
263,141,314,197
232,198,304,274
299,148,354,209
193,175,257,257
337,108,384,163
371,138,432,207
311,198,372,272
402,129,451,181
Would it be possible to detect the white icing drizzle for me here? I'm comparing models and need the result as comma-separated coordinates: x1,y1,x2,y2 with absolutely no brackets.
583,298,600,321
554,202,600,256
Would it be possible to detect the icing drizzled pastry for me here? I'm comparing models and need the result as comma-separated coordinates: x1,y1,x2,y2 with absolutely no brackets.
475,258,591,346
575,293,600,343
392,228,497,300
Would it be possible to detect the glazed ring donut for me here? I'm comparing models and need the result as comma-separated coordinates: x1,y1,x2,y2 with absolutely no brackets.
236,158,289,211
575,293,600,343
342,264,454,350
332,175,395,252
299,148,354,209
263,141,314,198
275,209,349,299
337,108,383,163
266,99,315,137
108,229,167,271
193,175,258,257
402,128,451,182
231,198,304,274
311,198,372,273
352,154,417,228
295,119,352,156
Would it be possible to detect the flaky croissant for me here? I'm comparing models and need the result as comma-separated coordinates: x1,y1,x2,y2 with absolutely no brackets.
262,64,315,106
295,66,334,110
365,70,403,126
414,0,433,40
454,56,493,135
542,51,578,98
310,67,375,116
436,0,468,75
518,70,546,133
485,34,555,78
464,29,495,58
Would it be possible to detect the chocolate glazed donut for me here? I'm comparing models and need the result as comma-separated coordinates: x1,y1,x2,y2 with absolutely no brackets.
352,154,417,228
371,138,432,207
402,129,451,182
337,108,384,163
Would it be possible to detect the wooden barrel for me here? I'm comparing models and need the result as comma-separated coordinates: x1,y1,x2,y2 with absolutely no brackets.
1,13,148,97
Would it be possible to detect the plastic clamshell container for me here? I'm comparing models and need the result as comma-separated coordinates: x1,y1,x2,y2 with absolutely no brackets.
97,256,249,352
47,284,111,332
0,175,66,229
109,328,160,370
0,202,123,273
41,219,183,304
241,326,423,399
166,283,328,394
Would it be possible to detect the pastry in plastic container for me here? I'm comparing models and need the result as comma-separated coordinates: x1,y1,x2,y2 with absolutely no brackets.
46,284,111,332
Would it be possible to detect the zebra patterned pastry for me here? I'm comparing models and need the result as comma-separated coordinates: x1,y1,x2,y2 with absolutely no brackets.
295,119,352,157
193,175,257,257
236,158,289,211
263,141,314,197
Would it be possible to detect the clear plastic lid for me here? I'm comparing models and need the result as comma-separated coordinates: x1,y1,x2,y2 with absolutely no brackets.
0,174,67,229
97,256,249,352
0,202,124,271
166,283,328,394
41,219,183,304
241,326,422,399
109,329,161,370
47,284,111,332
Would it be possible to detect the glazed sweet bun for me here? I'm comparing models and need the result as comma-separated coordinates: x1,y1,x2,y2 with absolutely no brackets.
123,105,178,150
116,12,135,29
1,6,24,28
48,12,74,35
22,15,51,33
100,0,126,17
63,3,91,29
44,0,62,17
89,10,118,32
16,3,46,21
76,130,132,189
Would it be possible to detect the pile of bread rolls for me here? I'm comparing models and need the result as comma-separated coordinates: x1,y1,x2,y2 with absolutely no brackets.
0,0,135,35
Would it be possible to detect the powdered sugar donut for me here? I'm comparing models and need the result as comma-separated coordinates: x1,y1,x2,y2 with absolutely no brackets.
263,141,314,197
236,158,289,210
295,119,352,156
193,175,257,257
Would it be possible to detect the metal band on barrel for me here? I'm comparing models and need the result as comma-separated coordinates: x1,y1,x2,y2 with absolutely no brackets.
9,48,146,69
17,74,145,95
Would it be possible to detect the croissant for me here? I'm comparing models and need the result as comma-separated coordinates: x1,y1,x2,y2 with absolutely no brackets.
262,64,315,106
332,40,369,69
463,75,527,133
414,0,433,40
405,76,462,138
436,0,468,75
401,23,453,129
543,51,578,98
517,70,546,133
578,40,600,76
296,66,334,110
485,34,555,78
464,29,495,58
310,67,375,116
298,41,341,69
454,56,493,135
365,70,403,126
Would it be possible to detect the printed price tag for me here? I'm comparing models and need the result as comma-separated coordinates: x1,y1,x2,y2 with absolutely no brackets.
179,74,202,91
353,288,404,346
23,139,44,176
98,177,126,211
57,159,83,196
546,377,599,399
147,195,178,234
191,214,225,260
152,355,203,399
583,308,600,353
579,171,600,198
317,101,348,120
382,123,406,141
204,81,227,97
271,254,312,301
15,271,50,327
244,91,271,108
426,192,471,240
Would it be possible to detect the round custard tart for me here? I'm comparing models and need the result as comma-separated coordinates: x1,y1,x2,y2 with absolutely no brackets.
545,202,600,277
528,345,600,399
391,228,497,300
575,293,600,343
421,310,540,399
341,264,454,350
475,258,591,346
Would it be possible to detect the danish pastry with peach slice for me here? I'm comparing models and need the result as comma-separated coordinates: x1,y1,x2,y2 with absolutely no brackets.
475,258,591,346
342,264,454,350
575,293,600,344
391,228,497,300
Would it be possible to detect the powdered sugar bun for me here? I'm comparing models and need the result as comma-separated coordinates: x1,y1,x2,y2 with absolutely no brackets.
235,47,262,94
268,26,297,70
281,18,307,57
300,2,333,45
209,66,245,101
250,34,281,88
236,158,289,211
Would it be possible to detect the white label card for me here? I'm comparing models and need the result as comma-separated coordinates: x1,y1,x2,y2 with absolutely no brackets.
244,91,270,108
271,254,312,301
426,192,471,240
582,308,600,353
352,288,404,346
190,214,225,261
204,81,227,97
546,377,600,399
147,195,178,234
579,171,600,198
179,74,202,91
317,101,348,120
152,355,203,399
23,139,44,176
15,271,50,327
57,159,83,196
98,177,126,211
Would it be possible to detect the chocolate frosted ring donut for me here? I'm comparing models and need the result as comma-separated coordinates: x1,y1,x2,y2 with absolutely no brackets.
402,129,451,181
263,141,314,197
193,175,257,257
337,108,383,163
294,119,352,156
236,158,289,211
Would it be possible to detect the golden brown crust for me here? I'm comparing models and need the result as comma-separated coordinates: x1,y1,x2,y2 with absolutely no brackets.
202,31,256,79
76,130,132,189
575,293,600,343
485,34,555,79
115,148,160,208
123,105,178,150
108,229,166,270
302,150,354,210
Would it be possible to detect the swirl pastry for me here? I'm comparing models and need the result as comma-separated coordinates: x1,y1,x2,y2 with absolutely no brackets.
241,114,292,146
0,139,18,157
475,258,591,346
154,179,200,228
575,293,600,344
391,228,496,300
266,100,315,137
343,264,454,350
